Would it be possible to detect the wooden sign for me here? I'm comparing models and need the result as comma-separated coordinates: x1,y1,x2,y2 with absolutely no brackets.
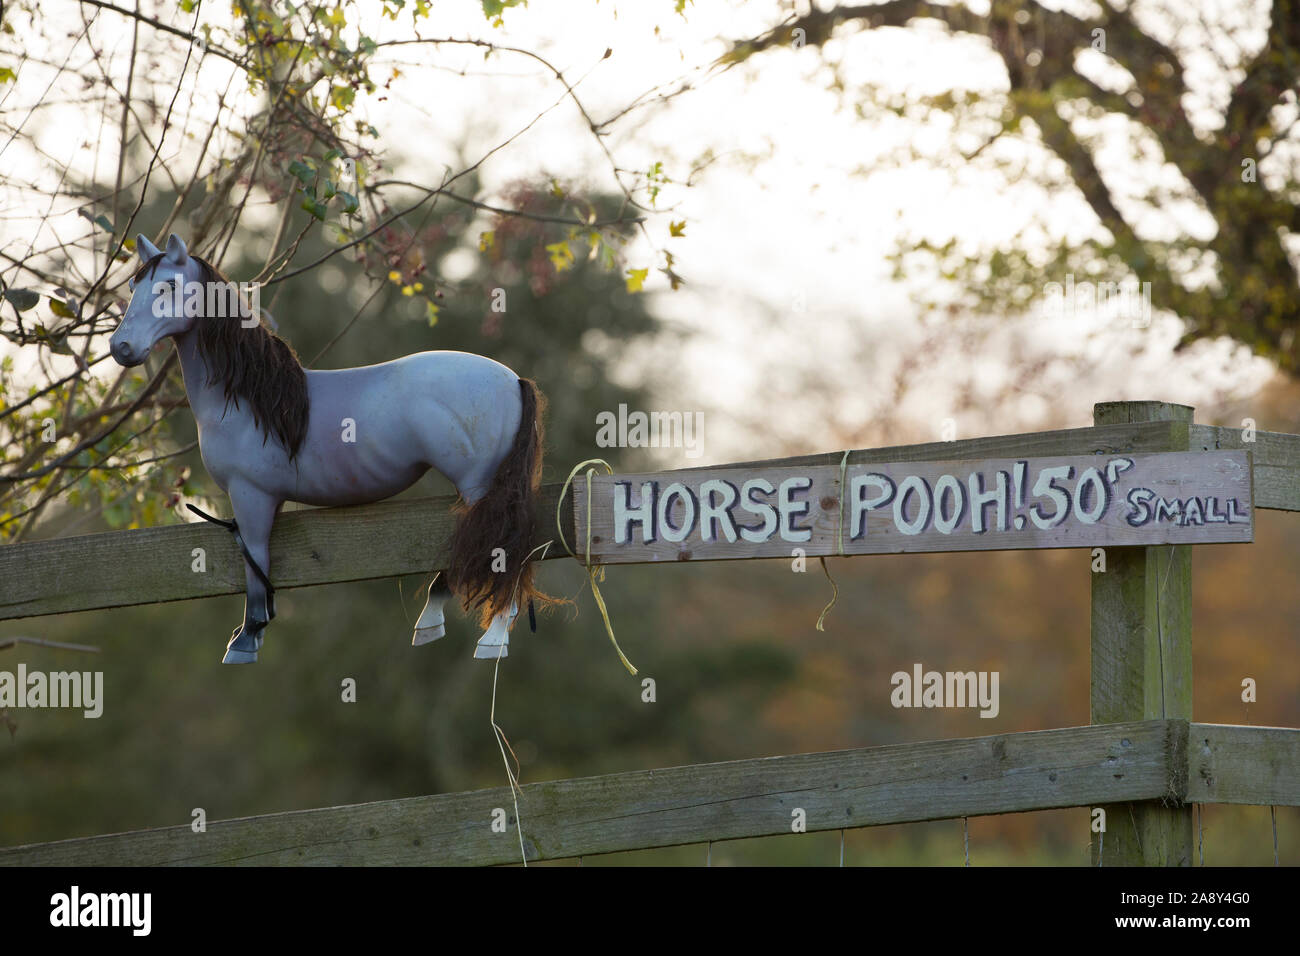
572,451,1253,565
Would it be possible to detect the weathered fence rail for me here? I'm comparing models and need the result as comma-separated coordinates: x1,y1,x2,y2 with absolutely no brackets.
3,401,1298,866
3,416,1298,622
3,720,1295,867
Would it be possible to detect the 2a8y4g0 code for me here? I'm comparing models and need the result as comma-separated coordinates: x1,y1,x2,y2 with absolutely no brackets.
1122,892,1250,906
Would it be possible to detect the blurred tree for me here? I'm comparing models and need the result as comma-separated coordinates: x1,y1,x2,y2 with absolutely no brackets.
727,0,1300,371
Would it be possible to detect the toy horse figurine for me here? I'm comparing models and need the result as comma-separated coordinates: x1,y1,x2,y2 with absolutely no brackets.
109,233,547,663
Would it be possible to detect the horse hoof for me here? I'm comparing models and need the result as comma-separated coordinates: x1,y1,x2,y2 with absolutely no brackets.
473,641,508,660
222,647,258,664
412,624,445,646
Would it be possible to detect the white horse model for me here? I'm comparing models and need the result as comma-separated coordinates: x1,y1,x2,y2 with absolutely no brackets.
109,233,548,663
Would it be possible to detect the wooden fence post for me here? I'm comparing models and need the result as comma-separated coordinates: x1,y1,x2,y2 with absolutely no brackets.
1090,401,1194,866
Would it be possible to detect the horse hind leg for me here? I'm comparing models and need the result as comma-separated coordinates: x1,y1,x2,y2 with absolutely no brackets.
413,573,451,646
450,470,525,661
474,601,518,660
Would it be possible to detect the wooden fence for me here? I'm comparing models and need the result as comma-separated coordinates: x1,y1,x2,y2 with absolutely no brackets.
2,400,1299,865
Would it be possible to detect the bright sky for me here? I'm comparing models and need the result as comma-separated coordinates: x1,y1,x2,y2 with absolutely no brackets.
1,0,1285,465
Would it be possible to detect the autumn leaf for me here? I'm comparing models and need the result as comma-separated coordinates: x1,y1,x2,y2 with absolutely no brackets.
669,220,686,237
546,241,574,272
625,267,649,292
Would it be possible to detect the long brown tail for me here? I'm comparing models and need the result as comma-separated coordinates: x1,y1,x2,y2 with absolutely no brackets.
447,377,555,627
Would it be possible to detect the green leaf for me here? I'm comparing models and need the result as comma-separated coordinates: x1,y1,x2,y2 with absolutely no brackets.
0,67,15,85
426,301,439,326
481,0,527,20
598,239,616,271
49,298,77,319
300,197,328,221
330,85,355,111
3,289,39,312
338,191,359,214
288,160,315,186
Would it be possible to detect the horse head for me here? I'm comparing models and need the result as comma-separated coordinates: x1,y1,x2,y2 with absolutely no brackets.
110,233,204,367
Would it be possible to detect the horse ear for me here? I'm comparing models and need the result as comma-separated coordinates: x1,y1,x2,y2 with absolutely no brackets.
136,233,161,262
164,233,189,265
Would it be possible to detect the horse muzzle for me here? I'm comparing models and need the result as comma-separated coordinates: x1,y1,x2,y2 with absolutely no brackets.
109,339,146,367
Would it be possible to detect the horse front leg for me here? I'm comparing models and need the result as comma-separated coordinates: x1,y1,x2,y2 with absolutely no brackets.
413,573,451,645
221,484,279,665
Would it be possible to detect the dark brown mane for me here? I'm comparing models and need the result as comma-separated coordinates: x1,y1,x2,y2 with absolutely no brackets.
136,252,309,458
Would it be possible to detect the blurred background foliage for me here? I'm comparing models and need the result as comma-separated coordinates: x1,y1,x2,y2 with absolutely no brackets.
3,0,1299,866
3,203,1299,860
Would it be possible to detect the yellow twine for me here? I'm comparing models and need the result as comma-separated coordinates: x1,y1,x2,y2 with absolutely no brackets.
556,458,638,675
815,449,851,632
489,650,528,867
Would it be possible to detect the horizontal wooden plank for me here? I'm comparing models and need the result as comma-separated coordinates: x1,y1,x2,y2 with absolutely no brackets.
0,720,1175,866
0,485,568,622
687,420,1189,472
1187,723,1300,806
1190,425,1300,512
577,451,1253,565
3,418,1295,621
700,420,1298,513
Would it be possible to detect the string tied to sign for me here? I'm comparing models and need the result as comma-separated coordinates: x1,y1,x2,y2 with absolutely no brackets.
556,458,638,676
815,449,851,632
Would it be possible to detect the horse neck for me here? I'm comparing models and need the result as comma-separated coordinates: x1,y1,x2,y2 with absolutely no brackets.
172,324,246,428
